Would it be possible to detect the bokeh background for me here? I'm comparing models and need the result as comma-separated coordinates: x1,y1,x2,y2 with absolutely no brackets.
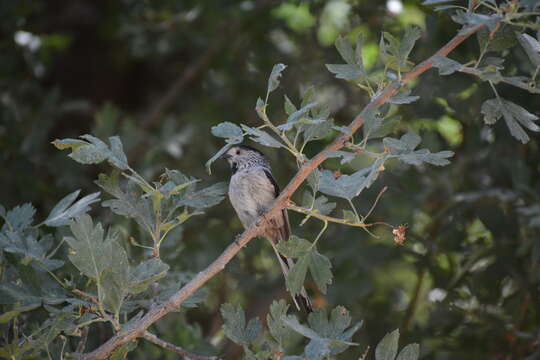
1,0,540,359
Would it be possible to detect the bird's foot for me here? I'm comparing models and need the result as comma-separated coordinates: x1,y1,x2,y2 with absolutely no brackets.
234,234,243,247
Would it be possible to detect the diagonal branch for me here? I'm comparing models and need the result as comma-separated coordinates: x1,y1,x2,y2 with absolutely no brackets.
79,23,484,360
142,331,221,360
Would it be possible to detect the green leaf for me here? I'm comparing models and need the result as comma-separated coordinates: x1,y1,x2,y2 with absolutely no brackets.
302,192,336,216
480,98,502,125
110,341,138,360
99,241,129,314
376,329,400,360
211,122,244,140
284,95,297,116
267,300,292,346
303,119,334,143
318,169,368,201
342,209,358,223
396,343,420,360
282,315,321,339
0,283,41,305
129,258,169,294
477,26,516,53
241,124,284,148
384,132,453,166
276,235,312,258
0,303,41,323
325,64,364,81
326,35,366,81
42,190,100,227
50,138,87,150
278,236,333,295
380,27,422,72
0,231,64,271
388,89,419,104
517,32,540,67
278,102,319,131
0,203,35,232
221,303,262,345
64,215,116,279
108,136,129,170
96,173,154,231
326,150,356,165
175,182,227,209
69,134,109,164
451,11,501,31
398,26,423,68
432,56,463,76
480,98,540,143
284,307,361,359
335,36,356,65
287,253,310,296
55,134,130,170
309,248,332,294
267,63,287,94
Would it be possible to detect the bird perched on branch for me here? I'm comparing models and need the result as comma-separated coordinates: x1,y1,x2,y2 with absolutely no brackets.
222,145,312,312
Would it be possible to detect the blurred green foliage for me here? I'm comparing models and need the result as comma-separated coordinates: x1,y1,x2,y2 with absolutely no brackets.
1,0,540,359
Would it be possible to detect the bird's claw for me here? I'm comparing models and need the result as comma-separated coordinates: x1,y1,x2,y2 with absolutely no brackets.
234,234,243,247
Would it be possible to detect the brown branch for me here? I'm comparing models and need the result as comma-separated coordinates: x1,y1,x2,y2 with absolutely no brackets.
142,331,221,360
79,24,484,360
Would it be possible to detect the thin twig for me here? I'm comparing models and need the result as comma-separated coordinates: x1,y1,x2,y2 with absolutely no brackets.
79,23,484,360
364,186,388,220
76,328,89,355
458,66,540,94
288,203,371,228
142,331,221,360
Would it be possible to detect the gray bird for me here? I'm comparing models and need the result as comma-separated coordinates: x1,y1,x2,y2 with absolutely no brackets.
222,145,312,312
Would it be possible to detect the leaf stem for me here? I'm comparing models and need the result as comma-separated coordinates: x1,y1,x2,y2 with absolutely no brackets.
347,199,361,223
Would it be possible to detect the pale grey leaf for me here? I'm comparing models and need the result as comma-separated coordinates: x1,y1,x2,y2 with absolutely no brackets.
375,329,400,360
43,191,100,227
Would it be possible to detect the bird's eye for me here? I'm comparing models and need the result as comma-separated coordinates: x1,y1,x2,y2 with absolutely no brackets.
236,150,241,155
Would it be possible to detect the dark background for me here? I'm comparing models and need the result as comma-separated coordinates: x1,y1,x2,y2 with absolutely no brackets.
1,0,539,358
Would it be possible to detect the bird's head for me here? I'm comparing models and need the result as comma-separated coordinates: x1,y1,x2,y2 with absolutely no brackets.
222,145,268,172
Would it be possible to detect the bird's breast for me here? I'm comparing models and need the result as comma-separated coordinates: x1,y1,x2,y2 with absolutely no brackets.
229,169,276,228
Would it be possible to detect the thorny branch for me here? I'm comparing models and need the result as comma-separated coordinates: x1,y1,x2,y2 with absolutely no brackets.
78,23,485,360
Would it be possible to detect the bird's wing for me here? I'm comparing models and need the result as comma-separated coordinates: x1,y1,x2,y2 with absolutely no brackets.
263,169,291,242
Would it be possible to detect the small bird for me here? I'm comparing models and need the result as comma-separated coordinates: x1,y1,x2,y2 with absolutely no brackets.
222,144,312,312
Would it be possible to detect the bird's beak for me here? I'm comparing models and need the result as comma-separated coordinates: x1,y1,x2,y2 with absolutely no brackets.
221,153,232,160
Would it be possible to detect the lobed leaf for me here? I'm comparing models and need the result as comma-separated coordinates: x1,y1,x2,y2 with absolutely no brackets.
267,300,292,346
42,190,100,227
129,258,169,294
241,124,284,148
375,329,400,360
267,63,287,94
0,203,36,233
432,56,463,76
211,122,244,140
396,343,420,360
517,32,540,67
480,97,539,143
221,303,262,345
